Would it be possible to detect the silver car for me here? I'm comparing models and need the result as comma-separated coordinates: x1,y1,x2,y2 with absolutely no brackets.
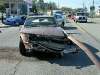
54,14,66,27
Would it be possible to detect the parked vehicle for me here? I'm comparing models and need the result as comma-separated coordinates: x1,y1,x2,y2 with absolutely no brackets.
5,15,26,26
54,14,66,27
74,12,87,23
19,15,80,57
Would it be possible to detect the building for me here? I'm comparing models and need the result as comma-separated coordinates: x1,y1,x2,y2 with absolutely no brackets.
12,4,27,14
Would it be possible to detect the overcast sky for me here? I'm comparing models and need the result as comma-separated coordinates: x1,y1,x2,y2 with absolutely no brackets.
44,0,100,12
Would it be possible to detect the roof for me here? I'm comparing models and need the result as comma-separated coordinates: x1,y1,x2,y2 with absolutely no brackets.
28,15,54,18
0,0,27,3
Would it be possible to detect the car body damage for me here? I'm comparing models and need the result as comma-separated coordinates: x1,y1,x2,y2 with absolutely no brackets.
20,27,80,55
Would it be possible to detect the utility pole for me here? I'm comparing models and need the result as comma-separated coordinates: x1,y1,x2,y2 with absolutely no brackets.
83,3,85,9
58,3,59,8
92,0,95,18
93,0,94,6
83,2,85,12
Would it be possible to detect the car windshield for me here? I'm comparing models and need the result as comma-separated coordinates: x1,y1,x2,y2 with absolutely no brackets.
13,15,22,19
77,13,85,16
55,11,63,15
24,17,57,27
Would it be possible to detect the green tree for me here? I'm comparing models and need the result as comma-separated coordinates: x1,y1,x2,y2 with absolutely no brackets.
0,3,5,10
30,0,37,12
47,1,58,10
60,7,73,12
73,8,83,13
38,0,45,12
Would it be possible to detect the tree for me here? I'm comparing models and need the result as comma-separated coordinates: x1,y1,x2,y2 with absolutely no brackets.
73,8,83,13
60,7,73,12
30,0,37,12
0,3,5,10
38,0,45,12
47,1,58,10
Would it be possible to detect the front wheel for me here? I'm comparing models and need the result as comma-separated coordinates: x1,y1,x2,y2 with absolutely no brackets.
85,20,87,23
61,22,64,28
19,38,26,56
16,22,19,26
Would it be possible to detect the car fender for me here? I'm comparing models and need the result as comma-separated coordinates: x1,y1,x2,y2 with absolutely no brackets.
20,33,31,49
68,36,100,71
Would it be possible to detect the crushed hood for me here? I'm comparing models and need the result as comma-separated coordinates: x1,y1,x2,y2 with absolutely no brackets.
20,27,65,37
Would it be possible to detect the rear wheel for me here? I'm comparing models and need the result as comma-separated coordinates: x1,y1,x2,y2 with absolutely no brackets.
19,38,26,56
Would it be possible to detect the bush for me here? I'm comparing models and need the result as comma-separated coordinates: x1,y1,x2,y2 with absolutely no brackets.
88,15,100,18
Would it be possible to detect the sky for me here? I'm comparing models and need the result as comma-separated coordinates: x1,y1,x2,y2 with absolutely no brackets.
44,0,100,12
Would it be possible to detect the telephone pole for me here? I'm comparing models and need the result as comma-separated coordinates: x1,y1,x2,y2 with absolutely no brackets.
83,3,85,9
83,1,85,12
93,0,94,6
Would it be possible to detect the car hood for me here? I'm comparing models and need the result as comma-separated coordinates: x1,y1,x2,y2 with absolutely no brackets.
20,27,65,37
6,17,17,21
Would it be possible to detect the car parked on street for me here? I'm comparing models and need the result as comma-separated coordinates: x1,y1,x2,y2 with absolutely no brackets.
54,14,66,27
19,15,81,57
5,15,26,26
74,12,87,23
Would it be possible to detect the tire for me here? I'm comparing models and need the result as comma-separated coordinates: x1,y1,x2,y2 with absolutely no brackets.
16,22,19,26
19,38,26,56
85,20,87,23
76,20,77,23
62,22,64,27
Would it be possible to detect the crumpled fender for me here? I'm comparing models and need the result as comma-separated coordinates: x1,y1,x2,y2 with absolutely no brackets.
68,36,100,71
20,33,31,49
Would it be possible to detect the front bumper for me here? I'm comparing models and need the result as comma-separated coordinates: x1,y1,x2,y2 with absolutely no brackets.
5,21,17,26
77,19,87,22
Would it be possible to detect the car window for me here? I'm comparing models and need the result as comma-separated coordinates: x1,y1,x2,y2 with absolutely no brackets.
77,13,85,16
24,17,57,27
54,15,62,19
21,16,26,20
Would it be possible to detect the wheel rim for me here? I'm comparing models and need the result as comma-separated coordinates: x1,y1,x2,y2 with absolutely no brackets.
16,22,19,26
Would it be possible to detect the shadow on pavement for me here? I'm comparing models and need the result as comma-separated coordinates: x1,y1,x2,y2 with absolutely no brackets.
31,43,100,70
0,43,100,70
66,21,71,23
63,26,77,30
67,32,81,35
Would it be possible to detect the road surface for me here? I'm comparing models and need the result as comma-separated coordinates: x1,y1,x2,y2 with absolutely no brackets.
0,19,100,75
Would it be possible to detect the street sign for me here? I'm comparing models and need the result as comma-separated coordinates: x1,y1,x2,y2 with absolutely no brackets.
29,3,32,8
23,0,32,3
90,6,95,10
39,3,48,6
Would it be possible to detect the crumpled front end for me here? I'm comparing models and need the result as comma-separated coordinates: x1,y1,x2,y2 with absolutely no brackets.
20,33,80,54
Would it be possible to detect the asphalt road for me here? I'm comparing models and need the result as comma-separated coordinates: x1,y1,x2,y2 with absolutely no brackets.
0,19,100,75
